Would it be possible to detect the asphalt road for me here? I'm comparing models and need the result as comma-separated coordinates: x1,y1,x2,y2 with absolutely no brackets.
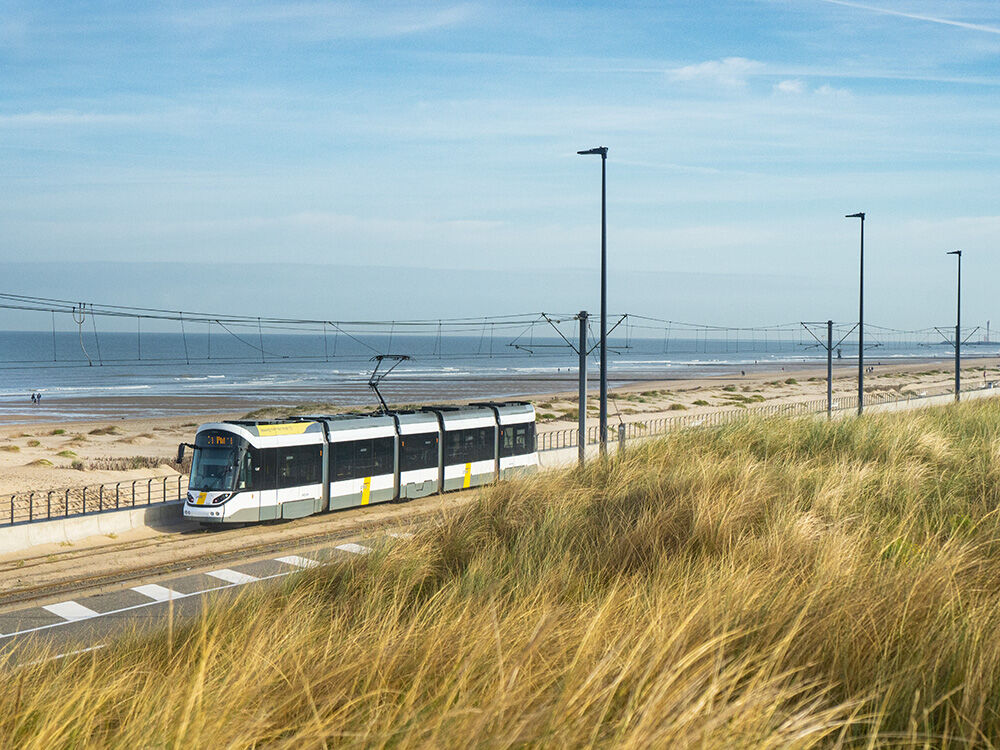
0,531,403,666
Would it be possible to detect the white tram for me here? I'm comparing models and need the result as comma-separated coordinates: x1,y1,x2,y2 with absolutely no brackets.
180,402,538,524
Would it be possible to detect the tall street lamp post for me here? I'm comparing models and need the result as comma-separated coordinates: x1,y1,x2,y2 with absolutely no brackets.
948,250,962,402
846,212,865,415
578,146,608,454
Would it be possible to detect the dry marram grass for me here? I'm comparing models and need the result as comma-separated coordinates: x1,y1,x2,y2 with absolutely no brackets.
7,400,1000,746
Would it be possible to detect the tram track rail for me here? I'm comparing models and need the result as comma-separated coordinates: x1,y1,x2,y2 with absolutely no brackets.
0,493,475,614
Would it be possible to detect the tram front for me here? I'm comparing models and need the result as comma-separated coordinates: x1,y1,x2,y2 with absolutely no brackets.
181,424,257,524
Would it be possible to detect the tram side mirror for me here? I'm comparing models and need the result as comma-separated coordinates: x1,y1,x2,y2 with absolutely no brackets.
177,443,196,464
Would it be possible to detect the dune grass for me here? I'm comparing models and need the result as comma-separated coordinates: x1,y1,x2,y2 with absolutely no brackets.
8,400,1000,745
85,456,179,471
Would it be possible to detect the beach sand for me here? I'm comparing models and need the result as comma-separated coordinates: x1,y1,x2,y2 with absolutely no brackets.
0,357,995,498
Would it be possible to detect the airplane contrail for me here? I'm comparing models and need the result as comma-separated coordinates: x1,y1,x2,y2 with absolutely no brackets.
818,0,1000,34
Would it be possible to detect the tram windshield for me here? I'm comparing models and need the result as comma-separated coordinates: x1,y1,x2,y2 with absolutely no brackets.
189,430,244,492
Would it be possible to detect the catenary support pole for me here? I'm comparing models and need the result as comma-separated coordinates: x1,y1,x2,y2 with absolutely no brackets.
578,310,588,466
827,320,833,419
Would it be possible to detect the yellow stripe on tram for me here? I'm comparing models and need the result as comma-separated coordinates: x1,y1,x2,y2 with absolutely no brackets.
197,492,207,506
361,476,371,505
463,462,472,489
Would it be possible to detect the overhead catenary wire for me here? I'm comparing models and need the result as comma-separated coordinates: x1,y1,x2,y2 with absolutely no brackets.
0,291,988,375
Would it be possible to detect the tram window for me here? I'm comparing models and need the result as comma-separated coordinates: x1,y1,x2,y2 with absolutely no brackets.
445,427,495,463
372,437,394,475
400,433,438,471
331,441,356,481
276,444,323,488
515,423,535,455
500,427,515,458
331,437,395,480
483,426,498,460
501,424,536,457
238,447,275,490
238,450,254,490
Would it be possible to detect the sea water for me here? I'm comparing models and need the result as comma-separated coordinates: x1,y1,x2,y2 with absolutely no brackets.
0,330,988,421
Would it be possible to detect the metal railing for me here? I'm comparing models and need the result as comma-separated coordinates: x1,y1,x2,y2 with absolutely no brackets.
2,385,981,527
4,475,188,526
536,386,977,453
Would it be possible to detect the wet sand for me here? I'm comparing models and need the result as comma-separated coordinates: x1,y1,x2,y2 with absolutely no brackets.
4,355,992,424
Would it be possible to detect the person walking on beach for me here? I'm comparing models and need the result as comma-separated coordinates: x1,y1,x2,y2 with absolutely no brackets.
30,393,36,405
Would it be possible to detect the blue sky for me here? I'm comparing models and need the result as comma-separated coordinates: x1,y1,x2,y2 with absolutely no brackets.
2,1,999,327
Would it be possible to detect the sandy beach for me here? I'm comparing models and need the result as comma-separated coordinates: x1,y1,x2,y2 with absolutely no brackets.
0,356,995,498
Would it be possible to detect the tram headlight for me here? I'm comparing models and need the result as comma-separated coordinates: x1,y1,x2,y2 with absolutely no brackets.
212,493,231,504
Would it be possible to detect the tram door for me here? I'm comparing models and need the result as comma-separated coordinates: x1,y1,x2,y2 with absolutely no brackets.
241,447,277,522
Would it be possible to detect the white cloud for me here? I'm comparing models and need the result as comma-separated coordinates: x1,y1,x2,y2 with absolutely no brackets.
667,57,764,88
774,79,806,94
815,84,852,98
771,79,851,97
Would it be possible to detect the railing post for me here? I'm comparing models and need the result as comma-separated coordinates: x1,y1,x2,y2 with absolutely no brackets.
147,478,152,505
618,423,626,455
47,491,52,519
28,492,33,522
9,495,14,525
82,486,86,514
132,479,137,506
116,482,120,508
65,489,70,516
162,476,167,503
99,484,104,511
177,474,182,501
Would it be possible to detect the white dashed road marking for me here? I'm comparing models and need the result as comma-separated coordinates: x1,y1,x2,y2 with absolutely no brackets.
206,569,259,584
43,601,100,622
131,584,182,602
1,540,380,642
336,543,371,555
20,644,107,668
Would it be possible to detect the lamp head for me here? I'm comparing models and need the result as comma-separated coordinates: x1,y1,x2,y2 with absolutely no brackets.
947,250,962,257
845,212,865,219
577,147,608,157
